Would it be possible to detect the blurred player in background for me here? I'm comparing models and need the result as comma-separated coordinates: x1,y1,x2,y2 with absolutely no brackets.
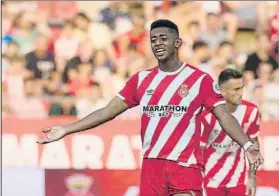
37,19,263,196
201,69,261,196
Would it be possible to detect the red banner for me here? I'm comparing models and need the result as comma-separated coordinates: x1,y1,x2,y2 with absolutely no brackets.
3,117,142,169
2,117,279,190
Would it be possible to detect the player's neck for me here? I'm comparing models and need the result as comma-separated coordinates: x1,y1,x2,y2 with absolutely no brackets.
226,103,238,113
158,56,183,73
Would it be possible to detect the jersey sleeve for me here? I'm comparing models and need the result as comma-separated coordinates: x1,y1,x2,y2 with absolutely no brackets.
246,107,261,138
117,73,139,108
201,74,225,112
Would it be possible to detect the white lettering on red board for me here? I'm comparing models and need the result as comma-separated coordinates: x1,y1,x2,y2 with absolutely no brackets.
72,135,104,169
2,134,142,169
2,134,279,170
3,134,39,167
106,135,137,169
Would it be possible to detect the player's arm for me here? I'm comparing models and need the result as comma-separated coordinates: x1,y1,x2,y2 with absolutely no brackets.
37,72,140,144
37,97,130,144
64,96,129,134
212,105,250,147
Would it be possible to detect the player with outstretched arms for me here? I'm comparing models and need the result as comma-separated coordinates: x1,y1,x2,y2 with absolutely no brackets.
38,20,263,196
201,69,261,196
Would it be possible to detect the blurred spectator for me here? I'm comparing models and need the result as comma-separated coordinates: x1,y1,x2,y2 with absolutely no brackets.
114,34,131,59
179,21,201,61
89,20,115,51
75,82,107,119
68,63,94,97
8,77,47,118
216,41,238,69
263,69,279,119
2,42,20,75
202,1,238,41
269,2,279,45
244,63,273,109
46,71,76,116
3,41,20,59
189,40,211,66
251,84,264,112
44,72,68,96
12,12,40,54
92,50,112,87
110,62,128,94
168,2,206,36
221,2,267,31
94,50,112,69
244,63,274,105
200,57,227,81
54,20,79,71
243,32,278,79
73,12,91,42
200,13,227,51
126,47,146,77
2,7,14,53
97,2,130,31
3,56,33,98
256,63,274,87
63,40,94,83
125,14,148,55
26,34,56,80
269,2,279,60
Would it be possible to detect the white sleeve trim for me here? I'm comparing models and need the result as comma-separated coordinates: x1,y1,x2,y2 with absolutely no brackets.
116,93,125,101
249,131,260,139
243,141,254,151
213,100,226,107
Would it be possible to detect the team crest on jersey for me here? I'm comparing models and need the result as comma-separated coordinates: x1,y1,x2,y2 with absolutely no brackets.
178,84,189,97
146,89,154,96
213,81,221,94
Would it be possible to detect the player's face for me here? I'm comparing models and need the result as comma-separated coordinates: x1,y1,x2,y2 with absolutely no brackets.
220,78,244,105
150,27,181,62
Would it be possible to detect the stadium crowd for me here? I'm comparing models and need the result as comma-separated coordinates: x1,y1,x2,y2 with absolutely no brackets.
2,1,279,120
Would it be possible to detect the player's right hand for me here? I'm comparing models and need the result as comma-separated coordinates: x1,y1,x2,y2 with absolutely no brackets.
37,126,67,144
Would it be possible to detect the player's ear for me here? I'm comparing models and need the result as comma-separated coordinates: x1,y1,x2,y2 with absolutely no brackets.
175,38,182,48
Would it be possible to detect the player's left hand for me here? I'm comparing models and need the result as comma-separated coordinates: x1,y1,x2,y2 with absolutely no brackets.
246,145,264,171
245,177,256,196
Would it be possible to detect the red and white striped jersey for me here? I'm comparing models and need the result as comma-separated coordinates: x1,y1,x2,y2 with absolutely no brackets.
117,63,225,170
201,100,260,188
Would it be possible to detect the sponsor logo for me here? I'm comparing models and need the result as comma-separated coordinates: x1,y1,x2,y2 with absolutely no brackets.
65,173,95,196
143,105,187,118
178,84,189,97
212,141,240,152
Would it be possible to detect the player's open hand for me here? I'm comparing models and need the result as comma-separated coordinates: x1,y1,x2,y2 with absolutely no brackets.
37,126,67,144
246,145,264,171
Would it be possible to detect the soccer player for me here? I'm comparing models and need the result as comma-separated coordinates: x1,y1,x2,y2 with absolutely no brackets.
37,19,263,196
201,69,261,196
